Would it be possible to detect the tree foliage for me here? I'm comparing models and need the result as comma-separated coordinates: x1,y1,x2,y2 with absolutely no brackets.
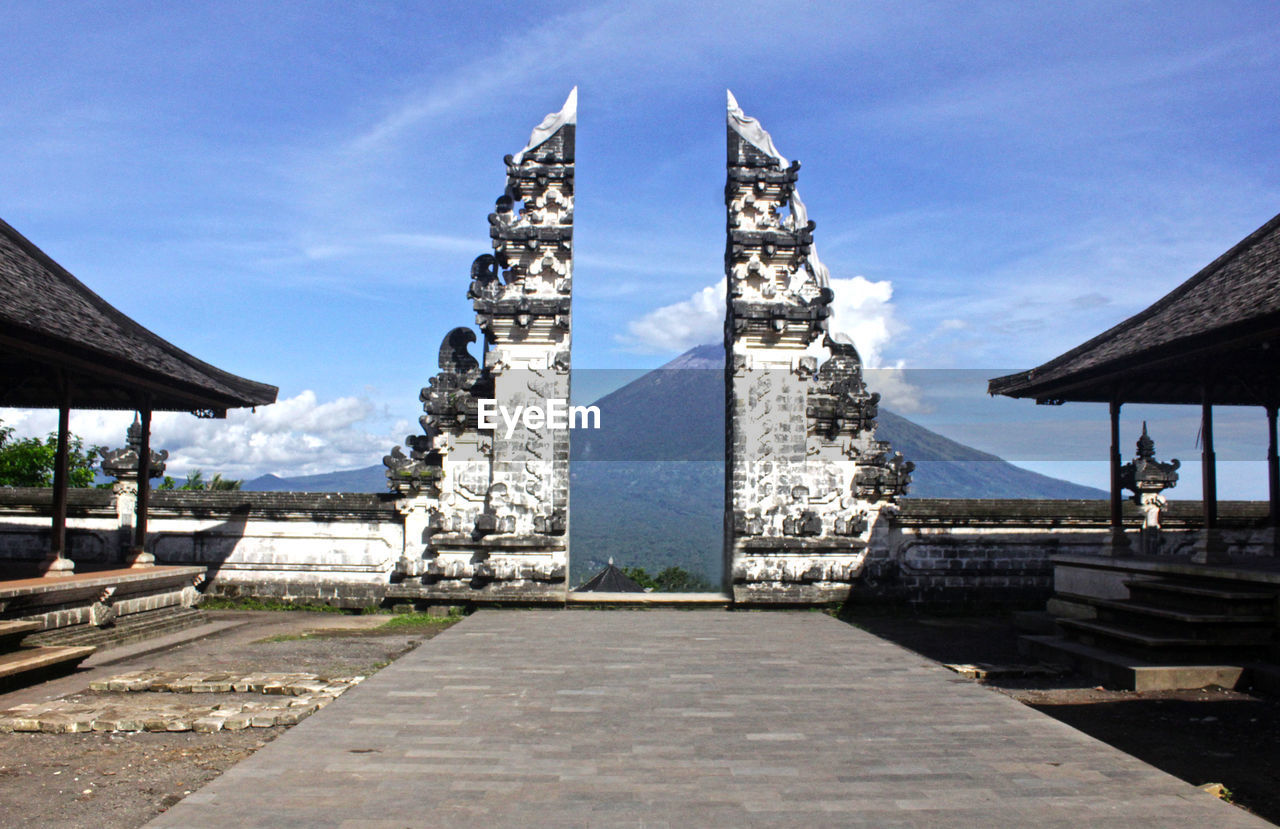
0,421,101,488
622,565,714,593
157,469,242,491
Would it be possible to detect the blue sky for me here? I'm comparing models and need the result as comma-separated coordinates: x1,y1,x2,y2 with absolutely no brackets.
2,1,1278,493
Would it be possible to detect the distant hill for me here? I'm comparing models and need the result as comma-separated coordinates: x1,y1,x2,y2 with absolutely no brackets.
571,343,1104,496
245,344,1102,582
243,465,387,493
569,344,1102,582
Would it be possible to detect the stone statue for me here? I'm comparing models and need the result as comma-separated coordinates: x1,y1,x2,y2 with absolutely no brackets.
1119,422,1179,554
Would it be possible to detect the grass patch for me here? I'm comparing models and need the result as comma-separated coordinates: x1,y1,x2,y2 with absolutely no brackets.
254,632,317,643
378,612,464,629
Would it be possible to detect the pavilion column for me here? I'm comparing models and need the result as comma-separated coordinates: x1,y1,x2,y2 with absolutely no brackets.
1102,397,1131,557
45,379,75,577
1201,390,1217,529
129,403,155,568
1191,385,1227,564
1267,404,1279,531
1109,398,1123,531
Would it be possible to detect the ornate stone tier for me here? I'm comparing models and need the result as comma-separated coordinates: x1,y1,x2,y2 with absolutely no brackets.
385,89,575,603
724,91,911,604
100,416,169,482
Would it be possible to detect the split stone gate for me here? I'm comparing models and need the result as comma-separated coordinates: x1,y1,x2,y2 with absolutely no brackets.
382,89,911,605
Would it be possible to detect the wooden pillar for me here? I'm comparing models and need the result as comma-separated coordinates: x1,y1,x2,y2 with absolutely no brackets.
1267,404,1279,529
46,385,74,575
130,404,155,566
1109,398,1123,531
1201,389,1217,529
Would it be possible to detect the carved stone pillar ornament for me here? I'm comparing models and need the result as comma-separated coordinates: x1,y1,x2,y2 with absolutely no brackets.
724,91,911,603
1119,422,1180,555
101,415,168,563
386,90,575,600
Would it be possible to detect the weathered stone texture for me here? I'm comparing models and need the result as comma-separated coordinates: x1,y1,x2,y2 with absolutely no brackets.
384,90,576,603
724,92,911,604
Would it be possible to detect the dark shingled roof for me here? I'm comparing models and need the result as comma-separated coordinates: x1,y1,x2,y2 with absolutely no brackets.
0,217,277,414
989,212,1280,406
575,562,645,593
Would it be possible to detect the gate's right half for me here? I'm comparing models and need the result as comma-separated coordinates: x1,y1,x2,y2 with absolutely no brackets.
723,91,913,604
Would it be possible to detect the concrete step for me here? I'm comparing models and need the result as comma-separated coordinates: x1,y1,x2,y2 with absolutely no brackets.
0,620,41,650
1125,579,1278,615
0,645,96,683
1087,596,1274,626
1011,610,1059,635
26,607,207,651
1019,634,1247,691
566,593,732,609
1058,617,1272,650
1125,578,1279,601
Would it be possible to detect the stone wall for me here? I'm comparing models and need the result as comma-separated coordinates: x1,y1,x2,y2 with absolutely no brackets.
1,490,1269,609
0,489,401,608
850,499,1273,609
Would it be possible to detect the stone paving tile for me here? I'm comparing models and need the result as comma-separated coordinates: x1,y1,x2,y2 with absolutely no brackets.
148,611,1269,828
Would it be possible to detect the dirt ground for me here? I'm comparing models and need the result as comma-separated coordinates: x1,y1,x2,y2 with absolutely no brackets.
848,613,1280,826
0,610,458,829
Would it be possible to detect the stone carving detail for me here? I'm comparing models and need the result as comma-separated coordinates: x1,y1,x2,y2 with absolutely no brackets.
101,415,168,482
724,91,910,603
383,327,491,497
386,90,575,599
1120,422,1179,554
90,587,118,627
101,416,169,557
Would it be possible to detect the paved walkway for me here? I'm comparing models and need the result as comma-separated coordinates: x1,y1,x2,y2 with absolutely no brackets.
150,611,1268,828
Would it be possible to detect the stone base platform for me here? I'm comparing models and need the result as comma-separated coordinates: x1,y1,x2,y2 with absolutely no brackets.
566,591,730,609
1030,554,1280,690
0,565,205,632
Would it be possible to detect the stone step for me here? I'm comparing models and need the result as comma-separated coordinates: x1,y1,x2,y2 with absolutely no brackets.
1125,579,1279,615
0,646,96,682
1124,578,1279,601
26,607,207,651
1058,617,1273,651
1011,610,1059,635
1085,596,1274,626
1019,634,1247,691
0,620,42,650
566,592,731,609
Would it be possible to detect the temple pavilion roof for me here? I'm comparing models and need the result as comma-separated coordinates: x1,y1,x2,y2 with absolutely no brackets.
0,217,277,415
989,212,1280,406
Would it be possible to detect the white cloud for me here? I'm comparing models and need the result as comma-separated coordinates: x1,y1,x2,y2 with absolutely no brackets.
618,273,926,412
863,368,928,415
620,274,906,368
825,275,904,370
1,390,397,481
621,278,726,354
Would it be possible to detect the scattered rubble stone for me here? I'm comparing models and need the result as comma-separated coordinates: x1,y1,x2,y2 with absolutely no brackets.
0,671,362,734
943,662,1069,680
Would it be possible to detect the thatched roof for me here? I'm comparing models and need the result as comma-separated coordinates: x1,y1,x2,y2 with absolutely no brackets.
989,212,1280,406
0,218,277,415
575,562,645,593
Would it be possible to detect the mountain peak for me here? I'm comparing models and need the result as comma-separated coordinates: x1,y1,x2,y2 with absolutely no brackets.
660,344,723,370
